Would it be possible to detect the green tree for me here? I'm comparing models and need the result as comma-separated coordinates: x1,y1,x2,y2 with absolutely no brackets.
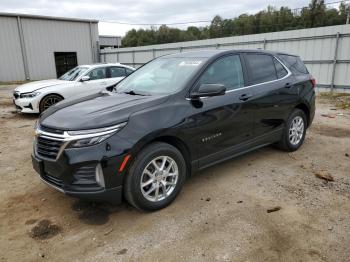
121,0,347,47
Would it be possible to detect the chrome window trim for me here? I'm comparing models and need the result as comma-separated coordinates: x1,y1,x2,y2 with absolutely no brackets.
186,55,292,100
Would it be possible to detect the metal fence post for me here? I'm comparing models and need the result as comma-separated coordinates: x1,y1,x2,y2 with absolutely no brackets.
116,52,119,63
16,16,29,80
331,32,340,92
263,38,267,50
132,50,135,68
152,49,156,58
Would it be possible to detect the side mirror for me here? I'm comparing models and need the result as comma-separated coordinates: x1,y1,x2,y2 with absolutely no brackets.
81,75,90,82
190,84,226,99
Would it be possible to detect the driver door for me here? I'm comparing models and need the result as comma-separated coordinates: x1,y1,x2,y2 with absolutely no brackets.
188,54,256,168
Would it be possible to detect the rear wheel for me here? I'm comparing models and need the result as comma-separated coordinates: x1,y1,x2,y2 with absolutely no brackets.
278,109,307,152
39,94,63,112
124,142,186,211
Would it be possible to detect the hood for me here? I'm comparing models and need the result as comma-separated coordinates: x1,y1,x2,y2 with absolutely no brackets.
14,79,69,93
40,92,169,130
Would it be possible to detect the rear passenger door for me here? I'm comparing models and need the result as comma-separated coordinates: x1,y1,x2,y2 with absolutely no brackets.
243,53,296,139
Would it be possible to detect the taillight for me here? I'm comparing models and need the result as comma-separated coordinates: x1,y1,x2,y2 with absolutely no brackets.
310,77,316,88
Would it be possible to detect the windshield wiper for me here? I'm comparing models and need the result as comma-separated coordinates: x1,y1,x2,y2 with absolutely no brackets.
121,90,150,96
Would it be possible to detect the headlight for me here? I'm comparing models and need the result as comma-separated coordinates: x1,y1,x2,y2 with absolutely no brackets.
68,122,127,148
20,91,40,98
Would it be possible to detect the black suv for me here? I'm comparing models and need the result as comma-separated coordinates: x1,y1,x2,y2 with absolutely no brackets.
32,50,315,211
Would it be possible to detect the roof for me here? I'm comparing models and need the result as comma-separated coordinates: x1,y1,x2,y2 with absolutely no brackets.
99,35,122,39
0,12,98,23
79,63,135,69
163,49,296,58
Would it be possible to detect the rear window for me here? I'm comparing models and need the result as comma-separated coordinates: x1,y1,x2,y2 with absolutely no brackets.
246,54,277,85
278,55,308,75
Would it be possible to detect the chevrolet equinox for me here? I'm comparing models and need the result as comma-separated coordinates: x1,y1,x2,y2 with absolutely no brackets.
32,50,316,211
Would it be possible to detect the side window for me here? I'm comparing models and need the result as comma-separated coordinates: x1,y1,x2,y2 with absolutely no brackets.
109,67,126,78
246,54,277,85
88,67,107,80
199,55,244,91
274,58,288,79
125,68,134,76
278,55,308,75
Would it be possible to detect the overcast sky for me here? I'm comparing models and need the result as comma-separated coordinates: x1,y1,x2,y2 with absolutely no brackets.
1,0,316,36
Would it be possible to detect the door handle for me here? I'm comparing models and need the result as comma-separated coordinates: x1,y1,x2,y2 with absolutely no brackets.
239,93,253,101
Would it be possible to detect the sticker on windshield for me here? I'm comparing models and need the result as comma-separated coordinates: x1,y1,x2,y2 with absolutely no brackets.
179,60,202,66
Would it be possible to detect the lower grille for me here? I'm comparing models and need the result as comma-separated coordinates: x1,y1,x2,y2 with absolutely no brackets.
43,173,63,188
36,136,64,160
72,164,98,187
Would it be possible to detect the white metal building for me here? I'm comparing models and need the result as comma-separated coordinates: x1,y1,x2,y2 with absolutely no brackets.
0,13,99,82
99,35,121,49
101,24,350,91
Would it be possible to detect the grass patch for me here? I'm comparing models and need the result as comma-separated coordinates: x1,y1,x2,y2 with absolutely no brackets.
319,92,350,109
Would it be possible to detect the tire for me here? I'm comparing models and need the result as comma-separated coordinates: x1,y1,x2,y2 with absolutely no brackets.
124,142,187,211
39,94,63,113
277,109,307,152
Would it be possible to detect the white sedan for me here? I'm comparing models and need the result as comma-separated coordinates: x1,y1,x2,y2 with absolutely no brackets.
13,63,135,113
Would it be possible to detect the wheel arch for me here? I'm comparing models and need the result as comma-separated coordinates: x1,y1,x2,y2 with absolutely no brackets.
39,93,65,112
295,103,310,127
130,135,193,178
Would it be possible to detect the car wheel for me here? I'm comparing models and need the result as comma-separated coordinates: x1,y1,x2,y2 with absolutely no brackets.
39,94,63,112
278,109,307,152
124,142,187,211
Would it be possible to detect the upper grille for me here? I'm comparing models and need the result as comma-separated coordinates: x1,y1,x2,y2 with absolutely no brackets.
36,136,64,160
39,125,64,135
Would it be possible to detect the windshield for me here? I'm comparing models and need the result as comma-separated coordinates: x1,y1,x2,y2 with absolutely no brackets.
116,57,205,95
59,66,89,81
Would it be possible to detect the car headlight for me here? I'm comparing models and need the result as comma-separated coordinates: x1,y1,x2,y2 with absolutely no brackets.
68,122,127,148
20,91,40,98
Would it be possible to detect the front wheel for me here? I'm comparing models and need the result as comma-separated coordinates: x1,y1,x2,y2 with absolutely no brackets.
278,109,307,152
124,142,187,211
39,94,63,112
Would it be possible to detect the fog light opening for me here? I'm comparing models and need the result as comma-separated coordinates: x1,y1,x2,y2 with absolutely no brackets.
95,164,105,188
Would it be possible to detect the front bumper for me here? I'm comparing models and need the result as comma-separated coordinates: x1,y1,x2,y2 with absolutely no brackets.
13,96,40,113
31,134,131,205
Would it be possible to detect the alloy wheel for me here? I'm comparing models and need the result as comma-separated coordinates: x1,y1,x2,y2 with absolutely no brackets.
140,156,179,202
289,116,304,145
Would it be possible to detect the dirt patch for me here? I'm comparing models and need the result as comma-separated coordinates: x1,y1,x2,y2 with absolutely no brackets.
1,87,350,261
312,124,350,138
29,219,61,240
72,201,110,225
117,248,128,255
25,219,38,225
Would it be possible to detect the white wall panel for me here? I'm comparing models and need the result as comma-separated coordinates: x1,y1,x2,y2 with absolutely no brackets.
0,16,26,81
102,24,350,89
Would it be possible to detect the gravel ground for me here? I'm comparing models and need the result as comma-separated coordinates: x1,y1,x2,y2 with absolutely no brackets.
0,85,349,262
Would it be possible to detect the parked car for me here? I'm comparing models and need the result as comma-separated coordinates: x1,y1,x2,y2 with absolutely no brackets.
13,63,135,113
32,50,315,211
